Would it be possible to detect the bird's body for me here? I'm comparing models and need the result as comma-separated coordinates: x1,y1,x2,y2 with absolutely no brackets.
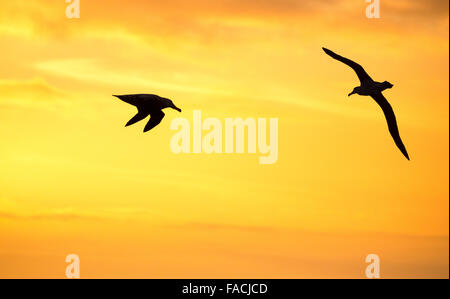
322,47,410,160
352,81,394,96
114,94,181,132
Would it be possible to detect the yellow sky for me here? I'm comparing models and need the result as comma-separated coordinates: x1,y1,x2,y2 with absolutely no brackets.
0,0,448,278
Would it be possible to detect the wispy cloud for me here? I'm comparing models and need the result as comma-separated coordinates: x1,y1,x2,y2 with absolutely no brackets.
0,78,68,109
384,0,449,17
168,221,450,238
0,211,100,221
34,59,231,96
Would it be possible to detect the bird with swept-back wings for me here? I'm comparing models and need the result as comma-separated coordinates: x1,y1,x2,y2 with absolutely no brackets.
114,94,181,133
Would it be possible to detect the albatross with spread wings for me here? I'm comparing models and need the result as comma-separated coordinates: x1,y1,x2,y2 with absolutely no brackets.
322,47,410,160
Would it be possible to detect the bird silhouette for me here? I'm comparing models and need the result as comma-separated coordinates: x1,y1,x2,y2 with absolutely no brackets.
114,94,181,132
322,47,410,160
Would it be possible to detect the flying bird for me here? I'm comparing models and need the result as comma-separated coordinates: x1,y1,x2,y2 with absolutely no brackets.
322,47,410,160
114,94,181,133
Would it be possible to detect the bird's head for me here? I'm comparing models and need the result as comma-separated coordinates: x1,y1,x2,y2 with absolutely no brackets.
348,87,360,97
162,98,182,112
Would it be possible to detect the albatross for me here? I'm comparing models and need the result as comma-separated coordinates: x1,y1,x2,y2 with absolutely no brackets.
114,94,181,133
322,47,410,160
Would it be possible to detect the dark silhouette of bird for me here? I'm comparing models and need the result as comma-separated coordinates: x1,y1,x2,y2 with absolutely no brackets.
322,47,410,160
113,94,181,132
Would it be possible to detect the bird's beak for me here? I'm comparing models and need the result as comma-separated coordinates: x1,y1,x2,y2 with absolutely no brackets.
173,105,182,112
348,91,356,97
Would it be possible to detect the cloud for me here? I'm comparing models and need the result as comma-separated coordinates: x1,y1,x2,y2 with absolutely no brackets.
0,207,143,222
0,196,168,223
168,222,276,233
0,211,100,222
169,221,450,239
384,0,449,17
0,1,69,39
33,59,230,96
0,0,336,40
0,78,67,109
1,0,447,44
0,197,102,221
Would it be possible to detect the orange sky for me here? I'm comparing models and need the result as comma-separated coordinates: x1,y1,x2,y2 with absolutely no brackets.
0,0,448,278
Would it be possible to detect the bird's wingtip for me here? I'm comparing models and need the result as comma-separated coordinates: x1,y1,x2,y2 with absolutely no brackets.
403,151,410,161
322,47,332,54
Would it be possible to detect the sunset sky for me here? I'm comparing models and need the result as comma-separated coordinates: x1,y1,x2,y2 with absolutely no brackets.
0,0,448,278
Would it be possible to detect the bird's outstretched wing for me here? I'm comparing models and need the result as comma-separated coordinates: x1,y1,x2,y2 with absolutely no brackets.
144,111,165,132
371,93,410,160
125,112,148,127
113,95,141,107
322,48,373,84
